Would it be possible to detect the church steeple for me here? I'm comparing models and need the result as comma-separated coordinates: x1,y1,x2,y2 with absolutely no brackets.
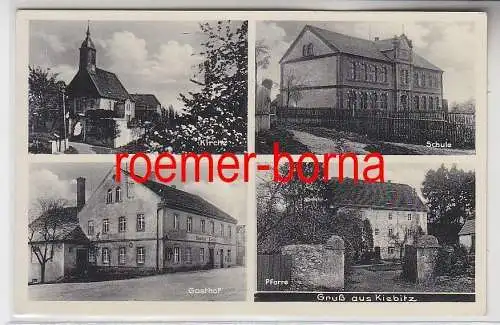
79,21,96,73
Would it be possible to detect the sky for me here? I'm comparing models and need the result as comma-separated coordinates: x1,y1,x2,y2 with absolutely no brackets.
29,162,248,225
257,20,478,104
29,20,243,110
257,159,476,202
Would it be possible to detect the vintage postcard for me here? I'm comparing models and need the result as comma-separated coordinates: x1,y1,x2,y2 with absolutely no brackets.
14,10,486,319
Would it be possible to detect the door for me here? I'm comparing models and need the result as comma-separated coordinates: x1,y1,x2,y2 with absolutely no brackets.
76,248,88,277
208,248,214,269
374,247,381,261
220,249,224,268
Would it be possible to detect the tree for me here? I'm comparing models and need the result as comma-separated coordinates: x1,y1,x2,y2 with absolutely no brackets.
28,66,66,133
388,224,424,262
28,198,69,284
255,40,271,82
146,21,248,153
361,219,374,256
422,164,475,244
283,74,303,108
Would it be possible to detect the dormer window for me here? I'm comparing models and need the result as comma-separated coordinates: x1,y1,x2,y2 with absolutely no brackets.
303,43,314,57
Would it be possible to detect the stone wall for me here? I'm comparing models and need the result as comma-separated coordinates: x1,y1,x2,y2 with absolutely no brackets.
282,235,344,290
403,235,440,283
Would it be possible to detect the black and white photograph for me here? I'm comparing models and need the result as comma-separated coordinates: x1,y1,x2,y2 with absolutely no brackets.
256,160,476,299
255,21,479,155
27,161,247,301
28,20,248,154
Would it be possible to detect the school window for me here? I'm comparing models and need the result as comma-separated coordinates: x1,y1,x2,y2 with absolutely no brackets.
136,214,145,232
173,247,180,263
136,247,145,264
408,214,412,221
102,219,109,234
220,223,224,236
186,247,192,264
119,246,126,265
382,67,388,83
115,186,122,202
374,228,380,235
200,248,205,262
210,221,215,234
106,189,113,204
102,247,110,264
388,247,395,255
187,217,193,233
349,61,355,80
306,43,314,56
87,220,94,235
201,219,206,233
227,250,231,262
119,216,127,233
173,214,179,230
228,226,232,238
388,228,394,236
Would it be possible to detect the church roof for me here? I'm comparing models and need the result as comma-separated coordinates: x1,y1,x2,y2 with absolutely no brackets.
131,94,161,110
89,68,131,100
140,179,238,224
81,25,96,50
326,178,428,212
285,25,442,71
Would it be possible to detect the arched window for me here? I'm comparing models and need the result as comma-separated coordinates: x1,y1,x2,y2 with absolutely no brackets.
413,96,419,110
361,93,368,110
421,96,427,111
429,97,434,110
360,63,367,81
400,95,408,111
106,189,113,204
347,91,356,110
381,93,388,110
349,61,356,80
382,67,388,83
436,97,440,110
369,93,377,109
302,45,307,57
115,186,122,202
306,43,314,56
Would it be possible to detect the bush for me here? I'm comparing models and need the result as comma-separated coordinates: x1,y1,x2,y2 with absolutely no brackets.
435,244,470,276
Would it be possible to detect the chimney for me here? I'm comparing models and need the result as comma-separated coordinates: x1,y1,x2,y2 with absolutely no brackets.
76,177,86,210
374,37,379,41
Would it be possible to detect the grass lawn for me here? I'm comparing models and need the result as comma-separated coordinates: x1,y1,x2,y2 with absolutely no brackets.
256,127,310,154
346,267,474,293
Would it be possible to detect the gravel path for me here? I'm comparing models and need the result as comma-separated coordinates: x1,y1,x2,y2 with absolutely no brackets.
290,130,369,154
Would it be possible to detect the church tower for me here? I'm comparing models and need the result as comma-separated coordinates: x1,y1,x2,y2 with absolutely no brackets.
79,22,96,73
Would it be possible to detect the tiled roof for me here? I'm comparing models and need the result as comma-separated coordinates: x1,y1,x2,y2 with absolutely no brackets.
141,179,238,224
131,94,161,110
458,219,475,236
29,207,89,243
327,178,428,212
89,68,130,100
299,25,442,71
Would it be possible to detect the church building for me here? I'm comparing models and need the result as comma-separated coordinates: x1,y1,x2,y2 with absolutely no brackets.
279,25,444,112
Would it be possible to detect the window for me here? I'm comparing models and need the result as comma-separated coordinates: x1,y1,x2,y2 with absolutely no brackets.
374,228,380,235
369,65,376,82
360,63,367,81
201,219,206,233
173,214,179,230
422,96,427,111
388,247,395,255
428,75,432,88
429,97,434,110
210,221,215,234
227,250,231,262
106,189,113,204
136,214,145,232
187,217,193,233
406,228,412,236
115,187,122,202
87,220,94,235
408,214,412,221
119,216,127,233
136,247,145,264
102,247,110,264
200,248,205,262
349,61,355,79
388,213,393,220
88,247,96,263
381,93,388,110
413,96,419,110
220,223,224,236
102,219,109,234
302,45,307,57
186,247,192,264
174,247,180,263
119,246,126,265
228,226,232,238
369,93,377,110
361,92,368,110
414,72,419,86
306,43,314,56
388,228,394,236
400,95,408,110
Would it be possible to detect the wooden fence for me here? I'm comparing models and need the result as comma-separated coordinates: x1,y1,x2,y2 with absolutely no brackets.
257,254,292,291
277,108,475,149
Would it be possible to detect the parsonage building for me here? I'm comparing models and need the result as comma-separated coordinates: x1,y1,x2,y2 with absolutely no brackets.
280,25,444,112
29,168,239,283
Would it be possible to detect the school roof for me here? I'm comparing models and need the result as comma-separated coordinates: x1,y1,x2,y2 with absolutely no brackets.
327,178,428,212
141,179,238,224
284,25,442,71
458,219,475,236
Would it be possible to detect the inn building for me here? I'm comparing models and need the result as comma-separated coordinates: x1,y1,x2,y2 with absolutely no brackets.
327,179,429,260
280,25,444,112
77,169,238,272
